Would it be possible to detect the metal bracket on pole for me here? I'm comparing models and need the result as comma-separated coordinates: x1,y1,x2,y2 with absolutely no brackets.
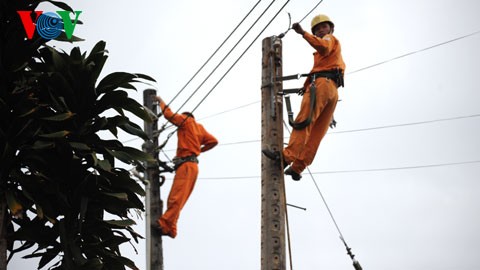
279,88,302,95
276,73,309,82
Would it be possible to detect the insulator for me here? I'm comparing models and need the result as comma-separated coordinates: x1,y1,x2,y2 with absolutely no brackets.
352,259,363,270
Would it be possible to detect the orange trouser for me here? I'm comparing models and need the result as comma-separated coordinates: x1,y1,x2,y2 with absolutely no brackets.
283,78,338,174
158,162,199,238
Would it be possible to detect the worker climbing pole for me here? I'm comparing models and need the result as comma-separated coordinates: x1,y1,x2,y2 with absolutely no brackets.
261,35,286,270
261,5,363,269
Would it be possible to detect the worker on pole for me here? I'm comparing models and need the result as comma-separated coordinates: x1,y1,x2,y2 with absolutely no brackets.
263,14,345,180
153,96,218,238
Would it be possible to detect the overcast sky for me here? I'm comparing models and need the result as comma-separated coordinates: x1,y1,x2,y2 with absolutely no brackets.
10,0,480,269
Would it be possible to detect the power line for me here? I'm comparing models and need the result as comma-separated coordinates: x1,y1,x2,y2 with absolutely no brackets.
165,160,480,180
127,21,480,146
198,101,260,121
156,0,269,135
166,0,263,108
154,0,293,148
157,112,480,150
311,160,480,175
188,0,291,115
154,22,479,129
157,0,287,139
155,102,480,142
298,0,324,24
347,29,480,75
174,0,278,114
154,26,480,136
329,113,480,134
277,0,324,38
141,101,260,136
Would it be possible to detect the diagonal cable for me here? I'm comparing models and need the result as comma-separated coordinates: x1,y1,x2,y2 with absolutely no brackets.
174,0,278,114
189,0,291,115
347,30,480,75
166,0,263,108
158,0,292,144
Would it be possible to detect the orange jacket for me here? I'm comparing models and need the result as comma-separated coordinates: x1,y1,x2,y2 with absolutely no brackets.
160,101,218,158
302,32,346,88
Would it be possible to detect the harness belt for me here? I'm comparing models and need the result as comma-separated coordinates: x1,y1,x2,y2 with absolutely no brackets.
172,155,199,170
284,69,344,130
310,69,344,88
277,69,344,87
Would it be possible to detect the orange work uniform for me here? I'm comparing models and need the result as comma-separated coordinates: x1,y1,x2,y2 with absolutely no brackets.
283,32,345,174
157,101,218,238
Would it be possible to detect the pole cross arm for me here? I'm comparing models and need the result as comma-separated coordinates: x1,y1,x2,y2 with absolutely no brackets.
275,73,308,81
279,88,303,95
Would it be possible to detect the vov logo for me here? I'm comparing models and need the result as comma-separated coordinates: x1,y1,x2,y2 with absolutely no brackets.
17,10,82,40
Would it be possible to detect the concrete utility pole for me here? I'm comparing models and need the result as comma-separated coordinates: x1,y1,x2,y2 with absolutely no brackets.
261,36,286,270
143,89,164,270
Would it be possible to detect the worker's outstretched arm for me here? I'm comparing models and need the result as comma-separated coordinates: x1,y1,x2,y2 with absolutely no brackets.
292,22,334,56
155,96,185,126
303,32,334,56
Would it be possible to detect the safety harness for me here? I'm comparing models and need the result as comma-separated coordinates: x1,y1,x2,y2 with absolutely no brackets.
280,69,344,130
172,155,199,170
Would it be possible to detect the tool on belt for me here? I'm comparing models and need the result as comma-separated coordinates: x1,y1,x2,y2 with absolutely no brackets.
172,155,199,170
278,69,344,130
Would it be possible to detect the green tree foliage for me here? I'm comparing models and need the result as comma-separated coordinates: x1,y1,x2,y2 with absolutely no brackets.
1,0,156,269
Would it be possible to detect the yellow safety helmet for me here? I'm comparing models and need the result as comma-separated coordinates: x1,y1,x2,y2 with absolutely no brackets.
311,14,334,33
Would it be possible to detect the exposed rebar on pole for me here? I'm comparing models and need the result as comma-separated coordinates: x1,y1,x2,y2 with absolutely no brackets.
261,36,286,270
143,89,164,270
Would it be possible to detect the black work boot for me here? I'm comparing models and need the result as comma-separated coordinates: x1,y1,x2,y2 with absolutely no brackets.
262,149,289,168
284,166,302,181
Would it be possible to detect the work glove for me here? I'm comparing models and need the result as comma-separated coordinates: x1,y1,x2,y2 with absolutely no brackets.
292,22,305,35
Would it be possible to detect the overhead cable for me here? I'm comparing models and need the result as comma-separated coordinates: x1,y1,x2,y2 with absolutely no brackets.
156,27,480,135
152,25,480,141
166,0,263,108
330,113,480,134
347,30,480,75
298,0,324,23
174,0,278,114
278,0,324,38
156,112,480,150
158,0,292,144
188,0,291,114
177,160,480,180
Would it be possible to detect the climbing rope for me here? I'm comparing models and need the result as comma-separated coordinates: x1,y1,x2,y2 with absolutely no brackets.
283,120,363,270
